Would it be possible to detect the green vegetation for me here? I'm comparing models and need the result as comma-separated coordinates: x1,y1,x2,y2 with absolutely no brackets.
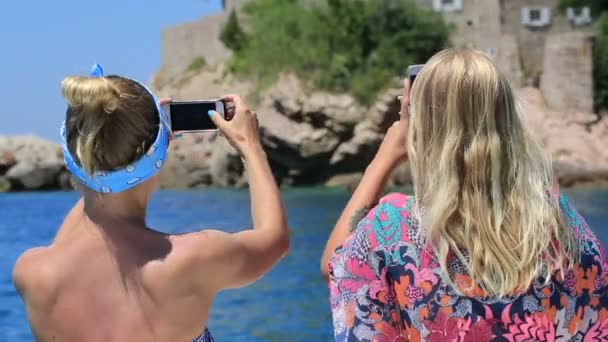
220,9,248,52
221,0,450,104
186,56,207,72
594,14,608,112
558,0,608,16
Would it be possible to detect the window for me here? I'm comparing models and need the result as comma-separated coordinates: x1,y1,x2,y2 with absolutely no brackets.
522,7,552,28
530,9,541,21
433,0,463,12
566,7,592,26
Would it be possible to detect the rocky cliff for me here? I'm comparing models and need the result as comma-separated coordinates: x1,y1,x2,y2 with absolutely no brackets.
0,136,71,192
1,65,606,192
152,64,608,190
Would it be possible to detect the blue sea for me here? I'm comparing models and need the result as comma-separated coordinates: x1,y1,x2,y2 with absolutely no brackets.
0,188,607,341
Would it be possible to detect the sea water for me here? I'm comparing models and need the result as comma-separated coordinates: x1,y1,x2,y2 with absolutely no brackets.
0,188,606,341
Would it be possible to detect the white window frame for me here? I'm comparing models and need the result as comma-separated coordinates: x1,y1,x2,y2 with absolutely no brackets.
433,0,463,13
521,6,552,28
566,6,592,26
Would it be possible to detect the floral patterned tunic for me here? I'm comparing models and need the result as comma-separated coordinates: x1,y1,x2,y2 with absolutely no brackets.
328,193,608,341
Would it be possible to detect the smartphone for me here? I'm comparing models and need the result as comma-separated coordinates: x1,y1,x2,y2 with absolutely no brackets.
164,100,226,133
407,64,424,89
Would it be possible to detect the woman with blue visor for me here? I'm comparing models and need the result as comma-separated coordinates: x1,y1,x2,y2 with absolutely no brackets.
12,65,289,341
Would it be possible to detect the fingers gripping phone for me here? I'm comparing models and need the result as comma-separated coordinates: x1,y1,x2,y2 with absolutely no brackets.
407,64,424,90
164,100,226,133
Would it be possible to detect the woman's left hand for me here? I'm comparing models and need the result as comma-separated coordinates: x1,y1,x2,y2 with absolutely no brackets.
373,118,408,169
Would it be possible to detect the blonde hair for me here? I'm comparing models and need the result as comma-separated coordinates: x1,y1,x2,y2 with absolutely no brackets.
407,49,578,297
61,75,159,175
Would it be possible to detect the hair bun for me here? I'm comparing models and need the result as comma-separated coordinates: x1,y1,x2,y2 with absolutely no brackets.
61,76,120,115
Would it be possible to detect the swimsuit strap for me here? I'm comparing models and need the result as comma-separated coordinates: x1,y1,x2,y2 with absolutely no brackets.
191,328,214,342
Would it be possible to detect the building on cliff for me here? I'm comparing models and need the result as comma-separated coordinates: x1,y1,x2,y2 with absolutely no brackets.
160,0,597,113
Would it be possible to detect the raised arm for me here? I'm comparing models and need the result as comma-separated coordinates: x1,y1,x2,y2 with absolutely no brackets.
320,121,407,280
321,80,411,281
201,95,289,289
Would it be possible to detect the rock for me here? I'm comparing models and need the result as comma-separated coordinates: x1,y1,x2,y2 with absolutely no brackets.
7,163,60,190
0,136,65,190
330,121,382,170
150,64,608,189
325,173,362,190
0,152,17,174
330,88,401,173
367,88,401,131
57,171,74,190
258,108,341,170
265,74,364,136
389,162,412,186
517,87,608,185
159,134,216,189
208,138,246,187
0,177,11,192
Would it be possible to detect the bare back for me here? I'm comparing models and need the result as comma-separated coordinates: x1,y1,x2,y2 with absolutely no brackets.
14,94,289,341
13,206,218,342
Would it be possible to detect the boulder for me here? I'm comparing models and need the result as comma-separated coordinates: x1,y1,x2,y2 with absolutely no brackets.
159,134,216,189
56,171,74,190
208,138,246,187
0,152,17,174
0,136,65,190
329,88,401,173
265,74,363,137
388,162,413,186
258,108,341,171
517,87,608,185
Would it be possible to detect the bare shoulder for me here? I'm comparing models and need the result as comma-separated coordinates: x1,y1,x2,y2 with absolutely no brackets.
170,229,236,261
167,230,239,289
13,247,53,296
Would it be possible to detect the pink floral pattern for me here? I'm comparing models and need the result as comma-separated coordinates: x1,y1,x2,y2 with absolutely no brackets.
328,193,608,341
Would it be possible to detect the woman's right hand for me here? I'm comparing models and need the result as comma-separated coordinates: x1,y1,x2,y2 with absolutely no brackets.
208,94,261,156
195,97,288,292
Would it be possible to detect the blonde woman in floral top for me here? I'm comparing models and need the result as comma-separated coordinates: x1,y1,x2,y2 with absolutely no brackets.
321,49,608,341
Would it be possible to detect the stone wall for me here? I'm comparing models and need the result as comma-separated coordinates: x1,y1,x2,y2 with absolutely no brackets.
540,32,594,113
160,0,254,73
415,0,502,55
500,0,593,77
224,0,249,11
497,34,523,87
161,12,231,73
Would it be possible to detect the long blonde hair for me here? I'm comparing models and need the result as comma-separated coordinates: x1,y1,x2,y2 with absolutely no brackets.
61,75,159,174
407,49,578,297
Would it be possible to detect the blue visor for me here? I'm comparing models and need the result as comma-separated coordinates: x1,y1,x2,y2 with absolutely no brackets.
60,64,171,193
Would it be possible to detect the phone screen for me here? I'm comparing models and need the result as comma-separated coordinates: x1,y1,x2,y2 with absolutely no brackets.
407,64,424,91
409,74,418,87
169,102,218,132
